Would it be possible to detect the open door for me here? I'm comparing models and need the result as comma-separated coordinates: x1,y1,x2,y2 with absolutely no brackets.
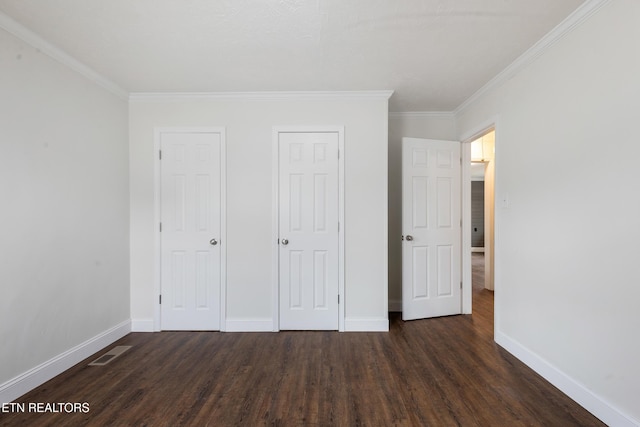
402,137,462,320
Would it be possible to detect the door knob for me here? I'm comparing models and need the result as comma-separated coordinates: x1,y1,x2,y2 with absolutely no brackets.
281,239,289,245
209,238,218,246
405,235,414,241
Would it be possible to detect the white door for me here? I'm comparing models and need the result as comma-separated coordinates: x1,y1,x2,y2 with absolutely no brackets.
402,137,461,320
160,131,222,330
278,132,339,330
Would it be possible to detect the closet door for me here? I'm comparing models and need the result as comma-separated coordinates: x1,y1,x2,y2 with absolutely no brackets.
160,130,222,330
278,131,339,330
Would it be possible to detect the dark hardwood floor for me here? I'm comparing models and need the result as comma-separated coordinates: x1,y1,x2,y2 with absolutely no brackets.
1,254,605,426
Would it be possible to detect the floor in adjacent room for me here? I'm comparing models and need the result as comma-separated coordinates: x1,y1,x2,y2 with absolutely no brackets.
1,253,605,426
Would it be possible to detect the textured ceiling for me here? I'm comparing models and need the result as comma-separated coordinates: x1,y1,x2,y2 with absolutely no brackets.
0,0,584,111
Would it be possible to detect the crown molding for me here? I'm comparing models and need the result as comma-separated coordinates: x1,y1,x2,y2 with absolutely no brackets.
129,90,394,102
0,11,128,100
454,0,611,115
389,111,455,119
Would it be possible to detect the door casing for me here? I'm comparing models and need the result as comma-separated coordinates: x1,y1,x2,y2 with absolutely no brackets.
153,127,227,332
272,126,345,332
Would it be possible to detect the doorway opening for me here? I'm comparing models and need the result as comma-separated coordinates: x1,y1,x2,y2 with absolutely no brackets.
468,128,495,330
469,129,495,293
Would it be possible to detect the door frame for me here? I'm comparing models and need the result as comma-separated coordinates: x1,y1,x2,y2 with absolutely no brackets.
153,127,227,331
271,126,345,332
460,117,499,319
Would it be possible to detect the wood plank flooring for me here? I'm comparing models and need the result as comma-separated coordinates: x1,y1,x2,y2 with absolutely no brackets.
1,254,605,426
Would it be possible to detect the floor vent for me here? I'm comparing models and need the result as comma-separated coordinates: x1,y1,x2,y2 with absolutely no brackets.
89,345,131,366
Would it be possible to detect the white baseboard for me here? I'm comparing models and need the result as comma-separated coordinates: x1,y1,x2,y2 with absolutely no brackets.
225,318,275,332
496,331,639,427
226,318,390,332
133,318,273,332
0,320,131,404
388,299,402,312
131,318,155,332
344,318,389,332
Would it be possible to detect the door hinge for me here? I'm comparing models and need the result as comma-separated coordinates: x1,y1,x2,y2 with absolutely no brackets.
159,222,162,232
338,222,340,232
460,282,463,289
338,294,340,304
159,150,162,160
338,149,340,159
159,295,162,304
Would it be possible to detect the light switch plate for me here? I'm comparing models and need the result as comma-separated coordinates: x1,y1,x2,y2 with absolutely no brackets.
501,192,510,208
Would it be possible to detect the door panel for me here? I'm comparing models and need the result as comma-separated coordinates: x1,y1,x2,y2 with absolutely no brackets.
160,131,221,330
412,246,429,298
279,132,339,330
402,138,461,320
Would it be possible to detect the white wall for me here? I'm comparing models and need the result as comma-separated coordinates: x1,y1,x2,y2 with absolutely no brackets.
456,0,640,424
130,94,390,331
387,113,457,309
0,28,130,395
